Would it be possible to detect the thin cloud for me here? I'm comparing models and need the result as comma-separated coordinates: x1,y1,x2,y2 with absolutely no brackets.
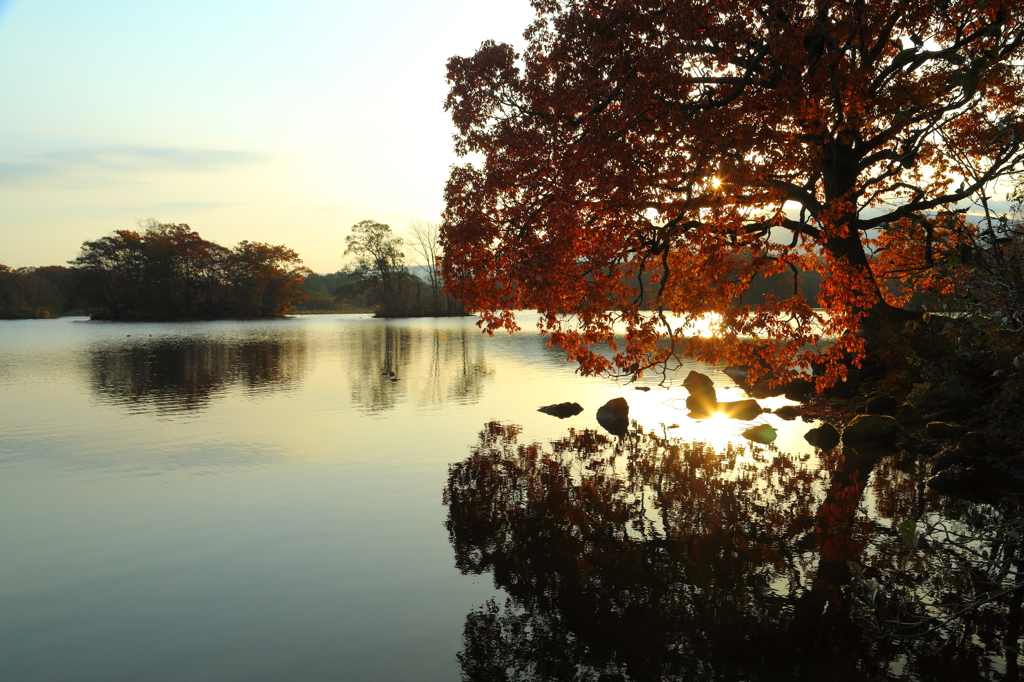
0,146,276,186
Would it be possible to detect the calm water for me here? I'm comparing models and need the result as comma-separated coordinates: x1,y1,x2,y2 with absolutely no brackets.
1,315,1020,681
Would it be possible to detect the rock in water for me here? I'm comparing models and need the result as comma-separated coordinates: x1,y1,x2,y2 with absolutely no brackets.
774,405,801,421
842,415,901,445
685,386,718,416
804,423,841,450
742,424,777,444
538,402,584,419
682,372,717,415
683,371,714,391
596,397,629,421
718,399,763,420
596,398,629,437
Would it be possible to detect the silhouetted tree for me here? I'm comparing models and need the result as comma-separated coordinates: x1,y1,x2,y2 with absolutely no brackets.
70,223,309,319
0,264,64,318
344,220,410,315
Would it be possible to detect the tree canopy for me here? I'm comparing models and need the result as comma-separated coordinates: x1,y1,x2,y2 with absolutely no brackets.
344,220,408,314
441,0,1024,386
342,219,467,317
72,222,309,320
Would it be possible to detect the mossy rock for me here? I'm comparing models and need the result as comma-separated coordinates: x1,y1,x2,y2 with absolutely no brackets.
895,403,920,424
774,405,801,421
924,421,967,440
930,446,976,475
842,414,901,445
805,423,842,450
863,393,898,416
923,409,963,423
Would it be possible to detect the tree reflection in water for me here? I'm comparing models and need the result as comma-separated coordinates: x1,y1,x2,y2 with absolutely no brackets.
444,423,1024,681
89,335,307,413
346,323,492,414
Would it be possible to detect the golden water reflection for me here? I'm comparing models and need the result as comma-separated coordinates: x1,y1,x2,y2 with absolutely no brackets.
344,323,492,414
85,318,496,416
88,334,308,413
445,423,1024,681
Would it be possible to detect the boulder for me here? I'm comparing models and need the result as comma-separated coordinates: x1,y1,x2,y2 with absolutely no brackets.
774,405,801,421
783,378,815,402
596,397,629,421
683,371,715,391
804,423,842,450
842,414,901,445
685,386,718,416
929,446,976,475
895,403,920,424
683,371,717,416
742,424,777,444
864,393,899,417
596,398,630,437
924,421,967,440
719,399,763,420
538,402,584,419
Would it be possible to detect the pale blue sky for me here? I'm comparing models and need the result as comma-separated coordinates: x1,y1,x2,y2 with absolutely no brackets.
0,0,533,272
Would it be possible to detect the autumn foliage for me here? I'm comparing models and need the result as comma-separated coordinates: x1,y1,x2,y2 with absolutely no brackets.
442,0,1024,386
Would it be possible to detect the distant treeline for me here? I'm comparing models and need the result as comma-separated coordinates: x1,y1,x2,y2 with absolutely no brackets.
3,223,836,321
1,222,310,320
295,271,370,312
294,266,465,316
0,265,74,319
1,235,820,320
1,220,466,320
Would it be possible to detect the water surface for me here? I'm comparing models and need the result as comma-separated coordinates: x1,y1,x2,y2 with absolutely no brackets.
1,315,1020,681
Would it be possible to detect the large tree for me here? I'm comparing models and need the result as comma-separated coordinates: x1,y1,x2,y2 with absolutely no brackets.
441,0,1024,385
343,220,413,314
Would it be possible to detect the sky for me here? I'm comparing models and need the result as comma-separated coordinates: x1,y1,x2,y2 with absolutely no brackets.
0,0,534,273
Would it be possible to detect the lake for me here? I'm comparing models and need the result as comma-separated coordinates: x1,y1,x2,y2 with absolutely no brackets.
1,314,1020,681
